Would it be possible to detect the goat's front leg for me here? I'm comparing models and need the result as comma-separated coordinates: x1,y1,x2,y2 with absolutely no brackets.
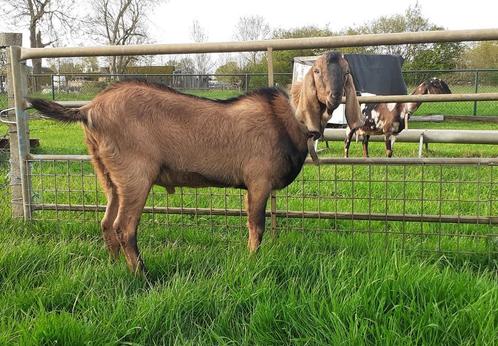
385,135,394,157
344,128,355,158
246,182,271,253
362,134,370,158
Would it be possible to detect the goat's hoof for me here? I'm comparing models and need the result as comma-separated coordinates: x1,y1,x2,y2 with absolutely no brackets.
247,240,261,254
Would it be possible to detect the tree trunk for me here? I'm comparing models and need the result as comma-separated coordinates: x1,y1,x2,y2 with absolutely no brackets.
29,27,42,92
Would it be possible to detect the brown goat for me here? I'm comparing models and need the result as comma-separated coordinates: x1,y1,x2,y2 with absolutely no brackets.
344,77,451,157
28,51,363,274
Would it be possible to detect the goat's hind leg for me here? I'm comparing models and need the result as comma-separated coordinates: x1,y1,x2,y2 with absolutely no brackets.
92,155,121,259
101,180,120,259
112,173,155,275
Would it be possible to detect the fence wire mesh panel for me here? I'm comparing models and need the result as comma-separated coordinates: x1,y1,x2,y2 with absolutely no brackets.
24,69,498,117
403,69,498,116
27,72,293,100
0,75,6,109
26,157,498,256
0,135,10,221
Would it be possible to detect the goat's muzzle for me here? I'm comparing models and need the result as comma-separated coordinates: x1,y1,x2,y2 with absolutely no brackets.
308,131,321,141
326,97,340,115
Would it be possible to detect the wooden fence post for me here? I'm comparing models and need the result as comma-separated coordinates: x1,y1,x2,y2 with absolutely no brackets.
1,33,31,219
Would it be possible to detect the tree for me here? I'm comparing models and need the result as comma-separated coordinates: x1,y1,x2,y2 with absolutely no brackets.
173,57,196,74
462,41,498,68
81,57,100,73
272,26,334,78
0,0,78,89
461,41,498,84
190,20,214,74
215,60,243,87
233,15,271,68
343,3,432,58
343,3,464,70
87,0,159,74
235,26,335,88
409,42,464,70
48,58,83,73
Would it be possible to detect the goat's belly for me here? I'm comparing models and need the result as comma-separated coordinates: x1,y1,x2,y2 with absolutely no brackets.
357,128,384,136
155,170,244,192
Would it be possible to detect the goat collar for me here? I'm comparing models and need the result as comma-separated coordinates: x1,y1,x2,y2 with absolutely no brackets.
307,137,320,165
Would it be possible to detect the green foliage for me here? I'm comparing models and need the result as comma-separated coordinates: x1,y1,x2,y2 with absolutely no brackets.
407,42,464,70
462,42,498,83
232,4,467,79
215,60,243,86
342,3,465,70
235,26,335,88
271,26,335,85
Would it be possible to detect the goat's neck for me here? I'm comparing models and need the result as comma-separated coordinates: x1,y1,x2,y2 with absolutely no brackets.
290,81,321,134
403,87,426,114
278,82,312,147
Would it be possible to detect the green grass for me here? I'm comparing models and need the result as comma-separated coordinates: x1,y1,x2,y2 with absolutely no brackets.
1,89,498,344
0,221,497,345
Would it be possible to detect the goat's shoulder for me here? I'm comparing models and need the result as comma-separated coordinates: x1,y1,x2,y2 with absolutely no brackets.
221,87,288,105
224,87,290,115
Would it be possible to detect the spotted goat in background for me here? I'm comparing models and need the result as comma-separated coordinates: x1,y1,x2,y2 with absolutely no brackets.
344,78,452,157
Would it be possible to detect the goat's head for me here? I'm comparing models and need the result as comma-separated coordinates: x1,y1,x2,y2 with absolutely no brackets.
295,51,363,140
413,77,452,96
404,77,452,118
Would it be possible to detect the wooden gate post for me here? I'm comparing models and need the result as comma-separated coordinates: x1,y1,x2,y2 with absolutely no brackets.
1,33,32,219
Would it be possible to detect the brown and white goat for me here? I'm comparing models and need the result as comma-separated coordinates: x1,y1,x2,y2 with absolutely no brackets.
344,77,451,157
28,51,363,274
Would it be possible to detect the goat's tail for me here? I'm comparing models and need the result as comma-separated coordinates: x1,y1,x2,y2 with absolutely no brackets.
27,98,87,124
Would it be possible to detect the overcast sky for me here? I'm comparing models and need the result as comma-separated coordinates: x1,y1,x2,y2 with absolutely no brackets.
147,0,498,43
1,0,497,47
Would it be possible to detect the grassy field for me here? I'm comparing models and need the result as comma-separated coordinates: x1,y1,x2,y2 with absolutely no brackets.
0,89,497,344
1,221,497,345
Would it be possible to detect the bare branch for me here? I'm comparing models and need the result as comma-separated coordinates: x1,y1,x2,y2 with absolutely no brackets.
87,0,160,74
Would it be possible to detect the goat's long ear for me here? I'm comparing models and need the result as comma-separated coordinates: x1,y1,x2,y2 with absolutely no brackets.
344,73,364,129
302,68,318,105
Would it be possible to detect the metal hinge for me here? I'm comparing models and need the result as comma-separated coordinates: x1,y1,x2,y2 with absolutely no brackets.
0,107,16,124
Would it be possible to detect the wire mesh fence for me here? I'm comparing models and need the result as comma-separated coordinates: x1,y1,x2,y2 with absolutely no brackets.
403,69,498,116
0,131,11,222
19,69,498,117
25,157,498,256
